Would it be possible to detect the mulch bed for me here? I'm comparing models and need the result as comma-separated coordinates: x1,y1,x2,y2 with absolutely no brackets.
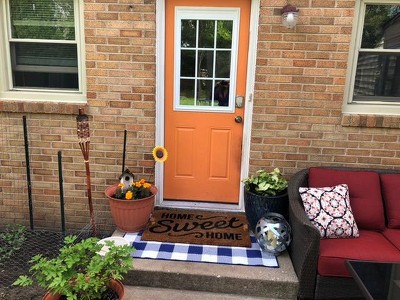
0,230,64,300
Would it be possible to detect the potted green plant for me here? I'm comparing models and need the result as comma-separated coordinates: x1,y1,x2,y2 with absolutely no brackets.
242,168,289,233
13,235,133,300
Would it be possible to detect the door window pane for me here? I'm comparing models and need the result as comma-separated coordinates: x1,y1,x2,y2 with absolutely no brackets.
213,80,230,106
215,51,231,78
198,79,213,106
216,21,232,49
197,50,214,77
198,20,215,48
181,50,196,77
180,79,195,105
181,20,196,48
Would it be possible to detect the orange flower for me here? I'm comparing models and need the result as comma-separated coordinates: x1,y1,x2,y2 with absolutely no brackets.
143,183,151,189
125,191,133,200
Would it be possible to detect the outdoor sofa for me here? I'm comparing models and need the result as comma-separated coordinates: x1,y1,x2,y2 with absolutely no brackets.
288,167,400,299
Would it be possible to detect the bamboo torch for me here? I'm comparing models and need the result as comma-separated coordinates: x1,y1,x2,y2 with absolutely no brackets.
76,108,96,236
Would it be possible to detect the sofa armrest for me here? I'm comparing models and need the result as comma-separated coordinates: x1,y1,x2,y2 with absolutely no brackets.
288,169,321,299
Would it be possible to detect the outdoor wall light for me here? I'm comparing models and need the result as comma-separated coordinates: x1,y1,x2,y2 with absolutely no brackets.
281,4,299,29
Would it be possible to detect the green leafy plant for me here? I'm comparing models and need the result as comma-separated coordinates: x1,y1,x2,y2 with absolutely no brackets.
0,224,26,265
14,235,133,300
243,168,288,196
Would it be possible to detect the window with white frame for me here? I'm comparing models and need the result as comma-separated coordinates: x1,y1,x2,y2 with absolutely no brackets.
0,0,85,102
345,0,400,114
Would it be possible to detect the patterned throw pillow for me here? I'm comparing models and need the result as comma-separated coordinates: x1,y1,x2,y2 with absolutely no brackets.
299,184,359,239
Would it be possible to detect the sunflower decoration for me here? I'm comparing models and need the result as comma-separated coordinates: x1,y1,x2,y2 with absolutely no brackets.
152,146,168,163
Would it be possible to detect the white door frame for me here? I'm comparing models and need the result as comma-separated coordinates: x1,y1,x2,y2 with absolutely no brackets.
154,0,260,212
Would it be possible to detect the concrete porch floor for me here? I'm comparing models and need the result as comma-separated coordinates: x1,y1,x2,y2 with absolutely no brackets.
113,230,299,299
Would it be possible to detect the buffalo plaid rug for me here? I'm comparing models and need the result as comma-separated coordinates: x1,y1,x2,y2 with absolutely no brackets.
124,231,278,267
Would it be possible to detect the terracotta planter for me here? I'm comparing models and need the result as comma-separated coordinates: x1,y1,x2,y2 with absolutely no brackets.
42,292,61,300
108,278,125,300
105,183,157,232
42,279,125,300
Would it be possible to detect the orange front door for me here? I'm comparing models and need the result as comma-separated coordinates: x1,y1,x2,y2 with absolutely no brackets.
164,0,250,204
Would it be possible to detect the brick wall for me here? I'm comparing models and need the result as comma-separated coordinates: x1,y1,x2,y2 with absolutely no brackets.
250,0,400,177
0,0,158,232
1,0,400,231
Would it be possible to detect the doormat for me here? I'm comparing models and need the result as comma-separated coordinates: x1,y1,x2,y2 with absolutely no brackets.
141,209,251,248
124,231,279,268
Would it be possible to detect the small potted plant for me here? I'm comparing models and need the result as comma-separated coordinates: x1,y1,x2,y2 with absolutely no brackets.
105,146,168,232
13,235,133,300
242,168,289,233
105,170,158,232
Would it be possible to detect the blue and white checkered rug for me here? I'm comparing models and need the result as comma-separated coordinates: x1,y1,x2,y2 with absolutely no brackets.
124,231,278,267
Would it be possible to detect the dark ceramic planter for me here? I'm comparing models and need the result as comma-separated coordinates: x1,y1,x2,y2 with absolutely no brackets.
244,189,289,233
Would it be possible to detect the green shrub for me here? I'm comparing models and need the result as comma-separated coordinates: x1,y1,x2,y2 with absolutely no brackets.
14,235,133,300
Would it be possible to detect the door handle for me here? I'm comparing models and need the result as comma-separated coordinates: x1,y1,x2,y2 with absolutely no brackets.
234,116,243,123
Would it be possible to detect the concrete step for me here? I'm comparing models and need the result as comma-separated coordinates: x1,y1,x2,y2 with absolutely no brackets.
113,230,299,299
124,286,278,299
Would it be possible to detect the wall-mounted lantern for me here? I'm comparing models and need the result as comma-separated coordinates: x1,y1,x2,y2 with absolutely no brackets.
282,4,299,29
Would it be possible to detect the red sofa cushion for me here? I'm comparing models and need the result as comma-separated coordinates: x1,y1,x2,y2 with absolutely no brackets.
383,229,400,251
380,174,400,229
308,168,385,230
318,230,400,277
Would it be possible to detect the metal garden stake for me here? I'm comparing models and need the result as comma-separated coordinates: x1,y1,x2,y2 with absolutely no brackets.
76,108,96,235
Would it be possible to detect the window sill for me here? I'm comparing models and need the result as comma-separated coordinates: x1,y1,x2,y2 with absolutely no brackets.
0,89,87,114
0,99,86,115
341,113,400,129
